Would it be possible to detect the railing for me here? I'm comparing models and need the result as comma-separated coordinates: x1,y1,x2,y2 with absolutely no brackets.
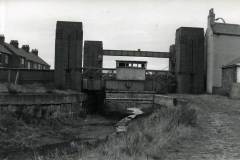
80,67,170,80
81,67,176,93
81,67,116,80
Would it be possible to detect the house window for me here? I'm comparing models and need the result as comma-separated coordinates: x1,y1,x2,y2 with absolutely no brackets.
0,53,9,64
20,57,25,65
38,64,41,69
27,61,31,69
5,55,8,64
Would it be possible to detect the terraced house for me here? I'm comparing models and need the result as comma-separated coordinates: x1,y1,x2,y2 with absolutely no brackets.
0,35,50,70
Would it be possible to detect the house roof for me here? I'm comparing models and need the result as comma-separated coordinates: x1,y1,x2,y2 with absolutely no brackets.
222,57,240,69
4,43,50,66
212,23,240,36
0,43,12,55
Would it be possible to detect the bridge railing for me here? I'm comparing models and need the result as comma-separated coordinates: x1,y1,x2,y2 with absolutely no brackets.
81,67,116,80
81,67,171,80
81,67,176,93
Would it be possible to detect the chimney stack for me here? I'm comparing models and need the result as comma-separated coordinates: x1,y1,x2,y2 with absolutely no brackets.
31,49,38,56
22,45,30,52
10,40,19,48
0,34,5,44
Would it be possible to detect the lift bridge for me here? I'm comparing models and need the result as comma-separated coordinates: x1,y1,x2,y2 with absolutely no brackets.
55,22,204,114
82,46,174,91
54,21,175,114
81,44,175,114
82,65,173,92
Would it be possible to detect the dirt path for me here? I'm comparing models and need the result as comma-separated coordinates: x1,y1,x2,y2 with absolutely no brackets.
166,95,240,160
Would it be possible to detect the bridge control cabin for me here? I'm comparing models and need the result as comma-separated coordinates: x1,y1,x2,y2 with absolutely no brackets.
105,60,148,91
116,60,147,81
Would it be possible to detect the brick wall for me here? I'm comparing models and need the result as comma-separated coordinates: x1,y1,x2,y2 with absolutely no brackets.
0,93,87,119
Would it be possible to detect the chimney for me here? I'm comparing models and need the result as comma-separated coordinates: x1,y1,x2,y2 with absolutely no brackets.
137,49,141,52
208,8,215,27
0,34,5,44
22,45,30,52
10,40,19,48
31,49,38,56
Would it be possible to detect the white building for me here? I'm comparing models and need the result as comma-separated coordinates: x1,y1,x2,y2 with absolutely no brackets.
206,9,240,93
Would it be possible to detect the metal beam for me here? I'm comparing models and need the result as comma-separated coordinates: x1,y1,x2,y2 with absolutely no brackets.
103,50,169,58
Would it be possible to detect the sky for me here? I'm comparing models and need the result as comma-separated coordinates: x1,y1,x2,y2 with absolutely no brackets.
1,0,240,69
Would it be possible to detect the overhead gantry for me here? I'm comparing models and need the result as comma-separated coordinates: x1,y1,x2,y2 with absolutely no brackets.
103,49,169,58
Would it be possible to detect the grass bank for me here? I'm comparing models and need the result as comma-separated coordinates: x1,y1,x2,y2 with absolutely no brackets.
52,103,198,160
0,112,116,160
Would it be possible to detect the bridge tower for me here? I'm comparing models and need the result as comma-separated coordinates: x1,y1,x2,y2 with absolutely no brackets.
83,41,103,79
175,27,205,94
54,21,83,90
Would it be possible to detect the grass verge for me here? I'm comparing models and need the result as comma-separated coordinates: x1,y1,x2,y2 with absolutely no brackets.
54,103,198,160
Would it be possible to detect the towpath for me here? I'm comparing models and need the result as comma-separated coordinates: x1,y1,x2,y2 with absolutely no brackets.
165,95,240,160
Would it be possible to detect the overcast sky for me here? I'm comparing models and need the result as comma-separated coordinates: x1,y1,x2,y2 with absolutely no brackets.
1,0,240,69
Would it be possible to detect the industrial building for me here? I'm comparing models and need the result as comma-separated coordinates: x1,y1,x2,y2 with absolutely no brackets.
0,35,50,70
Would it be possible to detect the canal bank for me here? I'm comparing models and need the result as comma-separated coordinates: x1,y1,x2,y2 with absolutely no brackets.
0,87,189,160
0,114,118,160
56,94,196,160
